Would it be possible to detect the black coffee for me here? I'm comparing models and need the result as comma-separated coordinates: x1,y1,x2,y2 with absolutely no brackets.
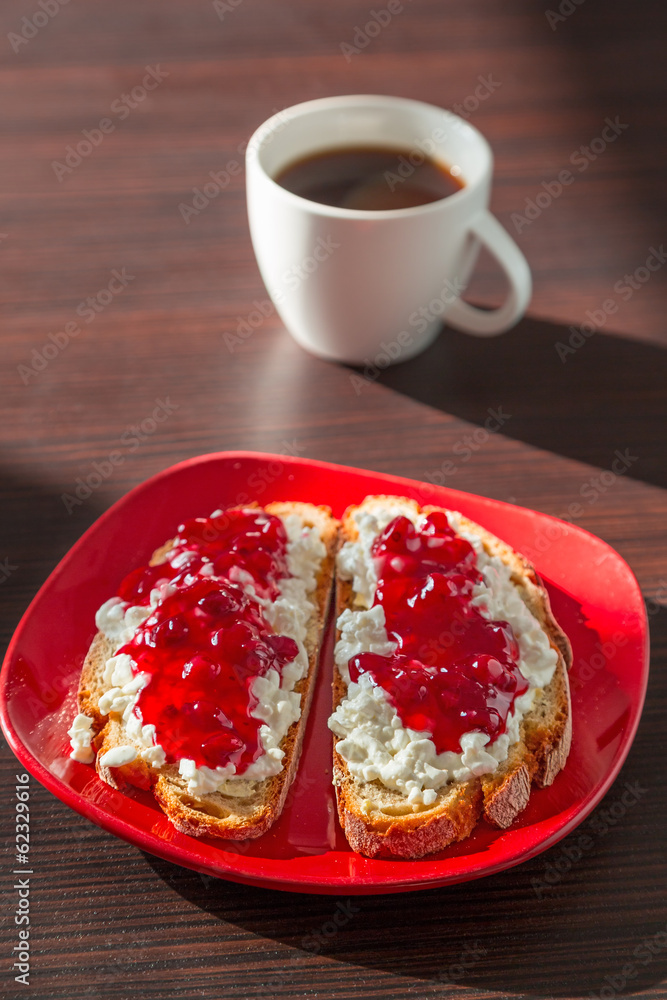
274,145,464,210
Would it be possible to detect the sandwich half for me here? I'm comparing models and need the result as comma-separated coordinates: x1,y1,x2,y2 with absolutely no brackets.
68,501,338,840
329,495,572,859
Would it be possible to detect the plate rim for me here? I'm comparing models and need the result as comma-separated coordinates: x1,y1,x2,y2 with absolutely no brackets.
0,450,650,894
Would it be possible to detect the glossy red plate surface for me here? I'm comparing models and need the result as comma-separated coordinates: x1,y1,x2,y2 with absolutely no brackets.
0,452,649,894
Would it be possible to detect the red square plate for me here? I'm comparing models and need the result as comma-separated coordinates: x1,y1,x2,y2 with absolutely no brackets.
0,452,649,894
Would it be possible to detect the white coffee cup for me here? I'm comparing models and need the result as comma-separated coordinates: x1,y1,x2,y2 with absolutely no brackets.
246,94,531,365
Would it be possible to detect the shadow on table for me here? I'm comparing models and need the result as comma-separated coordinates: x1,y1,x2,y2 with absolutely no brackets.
0,466,111,654
349,316,666,491
146,604,667,999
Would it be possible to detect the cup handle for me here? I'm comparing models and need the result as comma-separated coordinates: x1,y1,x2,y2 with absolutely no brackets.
445,211,532,337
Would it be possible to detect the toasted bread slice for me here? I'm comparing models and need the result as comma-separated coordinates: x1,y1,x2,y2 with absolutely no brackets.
331,495,572,859
77,502,338,841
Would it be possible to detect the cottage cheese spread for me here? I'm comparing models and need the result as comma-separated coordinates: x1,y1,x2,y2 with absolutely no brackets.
67,713,95,764
69,510,326,798
329,501,558,805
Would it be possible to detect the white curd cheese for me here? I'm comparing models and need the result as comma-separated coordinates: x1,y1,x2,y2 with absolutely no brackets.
67,713,95,764
329,500,558,805
69,510,326,798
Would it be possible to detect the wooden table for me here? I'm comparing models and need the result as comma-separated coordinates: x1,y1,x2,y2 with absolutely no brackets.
1,1,665,997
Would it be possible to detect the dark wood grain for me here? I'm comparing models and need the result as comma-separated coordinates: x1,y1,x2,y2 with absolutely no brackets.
0,1,665,998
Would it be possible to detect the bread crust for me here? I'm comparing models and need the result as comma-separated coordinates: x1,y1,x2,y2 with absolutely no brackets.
331,495,572,859
78,501,338,841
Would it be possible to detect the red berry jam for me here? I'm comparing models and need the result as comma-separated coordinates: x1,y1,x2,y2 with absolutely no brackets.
348,513,529,753
118,508,289,605
114,510,300,773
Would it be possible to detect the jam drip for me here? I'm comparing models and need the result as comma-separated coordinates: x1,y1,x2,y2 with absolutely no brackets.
115,510,299,772
349,512,529,753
